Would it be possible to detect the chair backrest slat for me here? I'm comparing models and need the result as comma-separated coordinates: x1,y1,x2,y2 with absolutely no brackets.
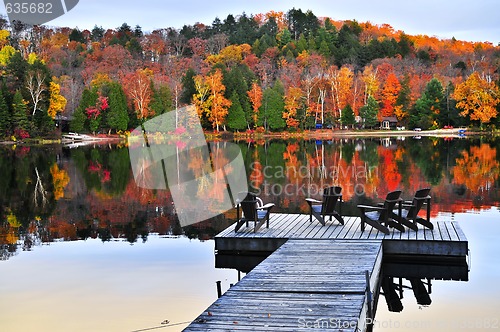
240,192,258,220
322,186,342,215
407,188,431,219
380,190,402,221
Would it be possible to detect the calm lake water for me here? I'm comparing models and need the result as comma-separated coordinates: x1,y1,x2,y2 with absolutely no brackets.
1,136,499,332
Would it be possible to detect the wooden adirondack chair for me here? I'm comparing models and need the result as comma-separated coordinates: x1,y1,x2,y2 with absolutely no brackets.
234,192,275,233
357,190,405,235
305,186,344,226
391,188,433,230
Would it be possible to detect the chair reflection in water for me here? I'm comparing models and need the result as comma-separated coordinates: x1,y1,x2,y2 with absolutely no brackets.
234,192,275,233
305,186,344,226
381,277,433,312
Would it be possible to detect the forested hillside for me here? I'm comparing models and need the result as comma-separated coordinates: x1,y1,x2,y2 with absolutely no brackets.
0,9,499,138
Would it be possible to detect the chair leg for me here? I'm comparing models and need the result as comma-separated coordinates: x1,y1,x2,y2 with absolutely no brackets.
365,217,390,235
416,217,433,230
333,212,344,225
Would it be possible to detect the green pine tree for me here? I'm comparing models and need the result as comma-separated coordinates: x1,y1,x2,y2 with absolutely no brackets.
181,68,197,105
150,84,173,116
360,96,379,129
0,89,11,137
11,90,30,137
340,104,356,128
261,82,286,131
410,78,445,129
227,91,247,131
107,82,129,132
71,88,98,133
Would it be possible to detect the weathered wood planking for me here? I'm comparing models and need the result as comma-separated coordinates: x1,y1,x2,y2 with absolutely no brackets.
184,240,382,332
216,214,468,257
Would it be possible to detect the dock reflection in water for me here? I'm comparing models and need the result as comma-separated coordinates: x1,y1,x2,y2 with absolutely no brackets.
215,250,469,321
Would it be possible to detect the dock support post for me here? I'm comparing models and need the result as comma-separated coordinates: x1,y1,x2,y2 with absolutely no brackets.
216,281,222,298
365,270,373,322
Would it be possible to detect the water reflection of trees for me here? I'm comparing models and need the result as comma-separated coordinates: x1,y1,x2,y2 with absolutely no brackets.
1,137,500,261
1,146,230,261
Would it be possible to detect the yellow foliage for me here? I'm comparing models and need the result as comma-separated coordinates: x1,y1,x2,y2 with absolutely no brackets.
0,29,9,41
0,29,9,48
5,231,18,245
7,212,21,228
91,73,112,88
0,45,16,66
453,72,499,124
48,82,67,119
27,52,38,64
50,164,70,200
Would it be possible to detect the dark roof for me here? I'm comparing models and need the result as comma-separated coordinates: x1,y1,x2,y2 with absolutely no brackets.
381,117,398,123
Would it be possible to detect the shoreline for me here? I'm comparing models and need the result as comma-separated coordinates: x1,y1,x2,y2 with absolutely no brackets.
0,128,493,146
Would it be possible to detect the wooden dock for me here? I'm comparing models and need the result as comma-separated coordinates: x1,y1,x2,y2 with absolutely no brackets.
185,239,382,331
215,214,468,257
184,213,469,331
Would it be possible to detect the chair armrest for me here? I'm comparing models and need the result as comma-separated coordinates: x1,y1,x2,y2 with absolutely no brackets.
255,197,264,207
357,204,385,211
305,198,322,204
401,203,415,208
258,203,275,210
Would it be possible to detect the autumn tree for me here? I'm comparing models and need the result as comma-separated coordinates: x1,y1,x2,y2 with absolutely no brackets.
247,81,263,128
207,69,231,131
329,65,353,116
26,67,47,116
283,86,303,128
361,65,379,103
122,68,154,122
47,82,67,119
453,72,499,126
193,73,211,124
394,74,411,122
380,72,401,119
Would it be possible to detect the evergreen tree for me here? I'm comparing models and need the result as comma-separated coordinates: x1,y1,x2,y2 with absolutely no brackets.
360,96,379,128
11,90,30,137
32,107,54,137
224,66,253,126
340,104,356,128
226,91,247,131
150,84,173,116
70,106,86,133
71,88,98,133
107,82,129,132
181,68,196,105
260,82,286,131
410,78,445,129
69,28,85,43
0,89,10,137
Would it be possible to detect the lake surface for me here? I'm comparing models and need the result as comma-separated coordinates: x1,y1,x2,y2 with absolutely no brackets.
1,136,499,331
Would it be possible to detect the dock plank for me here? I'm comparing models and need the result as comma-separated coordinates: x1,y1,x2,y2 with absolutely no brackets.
186,239,382,332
